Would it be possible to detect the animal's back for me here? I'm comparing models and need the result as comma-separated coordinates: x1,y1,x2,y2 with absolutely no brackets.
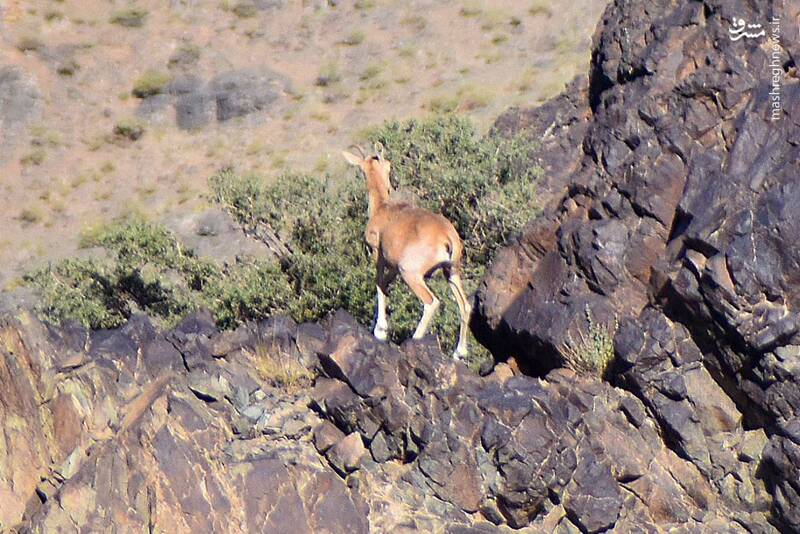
378,203,460,267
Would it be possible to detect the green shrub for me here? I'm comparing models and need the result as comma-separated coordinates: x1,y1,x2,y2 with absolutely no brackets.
17,35,43,52
24,259,128,329
342,30,365,46
204,260,293,329
26,218,218,329
231,3,257,18
110,8,148,27
132,70,171,98
114,118,145,141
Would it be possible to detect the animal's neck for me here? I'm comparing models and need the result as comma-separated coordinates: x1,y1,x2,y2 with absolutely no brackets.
367,175,391,218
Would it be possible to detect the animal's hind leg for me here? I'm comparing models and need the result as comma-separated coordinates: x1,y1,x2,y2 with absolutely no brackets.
445,267,471,359
400,268,440,339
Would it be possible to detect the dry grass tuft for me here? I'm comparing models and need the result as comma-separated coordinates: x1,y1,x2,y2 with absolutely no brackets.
253,343,315,392
558,305,618,379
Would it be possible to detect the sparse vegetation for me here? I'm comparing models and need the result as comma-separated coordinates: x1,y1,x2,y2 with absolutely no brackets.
253,342,315,392
114,118,145,141
558,306,618,378
57,59,80,76
19,207,44,225
44,9,64,21
21,149,46,166
342,30,365,46
232,3,257,18
132,70,171,98
315,62,342,87
460,1,483,17
16,35,43,52
168,43,201,68
529,1,553,17
354,0,376,10
359,63,384,81
426,95,460,114
110,8,148,27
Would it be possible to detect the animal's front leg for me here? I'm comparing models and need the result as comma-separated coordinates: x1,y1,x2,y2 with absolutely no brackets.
373,255,397,341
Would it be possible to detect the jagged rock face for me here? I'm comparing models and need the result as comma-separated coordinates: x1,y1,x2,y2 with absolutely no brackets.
312,311,766,531
0,311,370,533
1,305,774,532
476,0,799,530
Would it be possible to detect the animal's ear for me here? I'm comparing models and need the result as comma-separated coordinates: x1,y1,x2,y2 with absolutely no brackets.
341,150,363,166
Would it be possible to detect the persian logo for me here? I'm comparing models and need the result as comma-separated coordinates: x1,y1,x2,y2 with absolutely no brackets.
728,18,766,41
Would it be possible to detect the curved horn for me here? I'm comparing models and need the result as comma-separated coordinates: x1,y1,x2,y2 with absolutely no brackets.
374,142,385,161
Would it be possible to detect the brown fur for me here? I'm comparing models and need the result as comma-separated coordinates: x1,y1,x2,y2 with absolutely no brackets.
342,147,471,357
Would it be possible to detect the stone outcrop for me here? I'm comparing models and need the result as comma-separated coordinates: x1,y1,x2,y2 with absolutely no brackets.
476,0,800,530
136,68,292,130
0,307,778,533
0,311,369,533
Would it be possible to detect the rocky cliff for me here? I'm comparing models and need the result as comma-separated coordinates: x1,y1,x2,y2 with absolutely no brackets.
2,0,799,532
477,0,799,531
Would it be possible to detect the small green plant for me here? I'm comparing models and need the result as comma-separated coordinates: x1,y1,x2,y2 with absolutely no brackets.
57,59,80,76
110,8,148,27
44,9,64,21
114,118,145,141
168,43,201,68
19,207,43,224
341,30,365,46
400,14,426,31
315,62,341,87
132,70,171,98
16,35,43,52
232,2,257,18
459,1,483,17
21,149,46,166
558,306,618,378
426,95,459,114
528,1,552,17
354,0,376,10
359,63,383,81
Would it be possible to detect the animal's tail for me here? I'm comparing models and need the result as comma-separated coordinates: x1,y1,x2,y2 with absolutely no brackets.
444,228,464,275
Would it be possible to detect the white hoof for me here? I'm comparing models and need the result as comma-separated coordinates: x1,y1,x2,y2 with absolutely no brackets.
374,325,388,341
452,348,468,361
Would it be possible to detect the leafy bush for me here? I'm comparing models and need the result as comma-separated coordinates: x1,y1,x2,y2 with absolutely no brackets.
114,118,145,141
26,218,216,329
132,70,171,98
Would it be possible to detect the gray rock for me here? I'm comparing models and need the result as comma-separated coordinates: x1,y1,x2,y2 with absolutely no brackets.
209,69,290,122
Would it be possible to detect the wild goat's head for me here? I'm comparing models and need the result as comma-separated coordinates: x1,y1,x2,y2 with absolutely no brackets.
342,143,392,196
